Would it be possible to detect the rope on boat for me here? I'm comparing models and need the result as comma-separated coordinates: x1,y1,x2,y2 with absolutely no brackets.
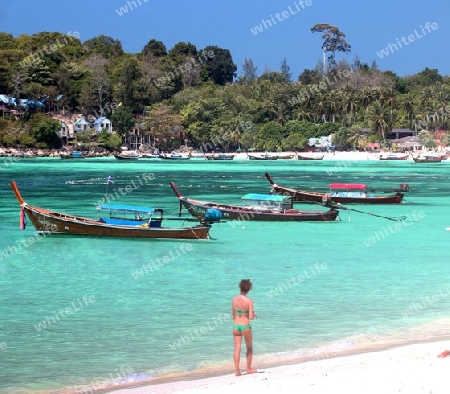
329,203,406,222
164,214,215,240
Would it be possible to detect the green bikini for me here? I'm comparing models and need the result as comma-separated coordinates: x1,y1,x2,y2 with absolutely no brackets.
233,309,251,332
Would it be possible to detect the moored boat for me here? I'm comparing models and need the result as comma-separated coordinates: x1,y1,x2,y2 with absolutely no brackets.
170,182,338,222
139,152,160,159
296,154,324,160
379,153,409,160
205,153,235,161
159,153,190,160
247,153,278,160
114,151,140,160
412,154,442,163
60,151,85,159
10,181,215,240
265,173,405,204
277,153,296,160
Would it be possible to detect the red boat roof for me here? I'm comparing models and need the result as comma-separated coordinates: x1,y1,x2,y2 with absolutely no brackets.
329,183,366,190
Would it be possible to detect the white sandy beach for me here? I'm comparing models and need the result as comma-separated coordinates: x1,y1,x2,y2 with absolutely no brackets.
108,341,450,394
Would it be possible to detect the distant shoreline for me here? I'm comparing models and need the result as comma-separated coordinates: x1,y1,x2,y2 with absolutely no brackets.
2,149,448,161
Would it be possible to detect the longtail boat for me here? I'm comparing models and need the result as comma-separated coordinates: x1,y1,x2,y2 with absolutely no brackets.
114,151,140,160
159,153,190,160
170,182,338,222
277,153,296,160
379,153,409,160
412,154,442,163
10,181,215,240
60,151,85,159
205,153,235,161
247,153,278,160
265,173,405,204
296,154,324,160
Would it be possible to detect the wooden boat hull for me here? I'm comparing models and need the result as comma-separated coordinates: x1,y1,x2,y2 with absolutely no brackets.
412,157,441,163
265,173,404,204
61,155,85,160
114,154,139,160
247,154,278,160
379,155,409,160
170,182,338,222
296,155,324,160
10,182,211,240
205,154,235,160
61,156,84,160
159,154,190,160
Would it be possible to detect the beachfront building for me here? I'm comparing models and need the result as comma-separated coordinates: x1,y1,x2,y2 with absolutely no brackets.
124,120,152,151
387,128,416,140
0,94,11,117
308,136,332,152
391,136,422,152
366,143,381,152
73,117,91,133
0,94,25,118
73,116,113,133
56,121,74,145
51,113,79,146
92,117,113,133
0,94,45,112
0,94,13,111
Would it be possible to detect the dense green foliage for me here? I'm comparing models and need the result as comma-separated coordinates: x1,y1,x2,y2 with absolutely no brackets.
0,30,449,151
110,106,135,137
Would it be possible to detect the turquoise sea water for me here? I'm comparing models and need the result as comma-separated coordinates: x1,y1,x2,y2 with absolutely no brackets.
1,157,450,393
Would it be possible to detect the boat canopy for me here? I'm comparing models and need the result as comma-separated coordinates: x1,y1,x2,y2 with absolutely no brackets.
97,204,159,214
329,183,366,190
241,194,291,202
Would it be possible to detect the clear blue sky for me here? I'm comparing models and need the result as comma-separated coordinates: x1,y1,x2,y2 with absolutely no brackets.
1,0,449,78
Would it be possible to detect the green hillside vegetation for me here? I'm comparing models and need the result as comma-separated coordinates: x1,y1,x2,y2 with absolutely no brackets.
0,30,449,151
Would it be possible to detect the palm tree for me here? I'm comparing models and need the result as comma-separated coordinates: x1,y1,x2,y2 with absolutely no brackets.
403,93,415,129
420,87,434,112
327,90,340,123
367,100,390,141
314,92,326,122
381,88,396,123
425,101,441,131
340,88,359,125
347,126,367,150
413,113,428,132
435,88,449,130
293,107,315,122
361,87,373,110
228,128,242,152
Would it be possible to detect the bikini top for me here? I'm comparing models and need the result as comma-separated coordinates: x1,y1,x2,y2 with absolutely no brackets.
234,294,250,317
235,309,249,317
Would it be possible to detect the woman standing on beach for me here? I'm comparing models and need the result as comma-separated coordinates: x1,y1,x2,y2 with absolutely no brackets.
232,279,257,376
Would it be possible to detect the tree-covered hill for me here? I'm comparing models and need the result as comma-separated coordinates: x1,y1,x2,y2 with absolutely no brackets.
0,30,449,151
